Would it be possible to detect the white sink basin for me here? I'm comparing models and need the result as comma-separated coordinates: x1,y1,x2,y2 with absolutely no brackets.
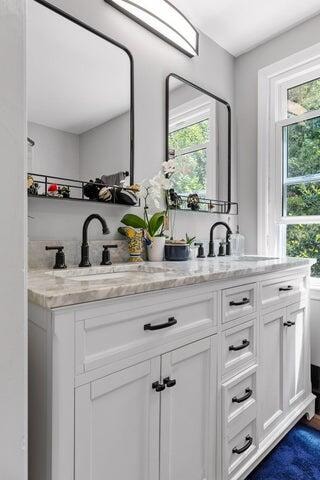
47,264,174,282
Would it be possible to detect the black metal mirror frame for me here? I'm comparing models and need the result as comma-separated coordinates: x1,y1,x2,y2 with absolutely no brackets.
165,73,232,213
32,0,135,184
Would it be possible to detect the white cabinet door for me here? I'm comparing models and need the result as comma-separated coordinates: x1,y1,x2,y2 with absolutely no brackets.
260,308,286,439
160,337,217,480
284,301,307,410
75,358,160,480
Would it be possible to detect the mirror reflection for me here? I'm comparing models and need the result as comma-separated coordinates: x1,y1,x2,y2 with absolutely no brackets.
166,74,231,211
27,1,134,204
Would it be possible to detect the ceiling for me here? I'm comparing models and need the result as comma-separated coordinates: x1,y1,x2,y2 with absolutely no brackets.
27,1,130,135
171,0,320,57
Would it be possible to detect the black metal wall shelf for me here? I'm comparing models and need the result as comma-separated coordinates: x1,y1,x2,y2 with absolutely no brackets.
27,173,139,207
167,193,238,215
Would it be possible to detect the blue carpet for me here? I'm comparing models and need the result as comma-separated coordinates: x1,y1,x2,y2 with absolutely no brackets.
246,424,320,480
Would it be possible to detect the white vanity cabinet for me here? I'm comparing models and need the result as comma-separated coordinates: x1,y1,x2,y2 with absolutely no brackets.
260,300,308,440
75,337,216,480
28,265,315,480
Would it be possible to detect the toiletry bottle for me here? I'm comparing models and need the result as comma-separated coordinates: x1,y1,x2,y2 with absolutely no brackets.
230,226,245,258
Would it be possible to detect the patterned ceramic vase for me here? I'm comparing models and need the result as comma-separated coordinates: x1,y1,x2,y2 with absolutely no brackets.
119,227,144,263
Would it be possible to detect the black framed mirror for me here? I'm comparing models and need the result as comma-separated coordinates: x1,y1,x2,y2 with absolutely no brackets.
27,0,135,204
165,73,234,214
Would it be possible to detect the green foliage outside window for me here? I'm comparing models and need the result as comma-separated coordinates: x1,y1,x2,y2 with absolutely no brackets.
285,78,320,276
169,120,208,195
288,78,320,116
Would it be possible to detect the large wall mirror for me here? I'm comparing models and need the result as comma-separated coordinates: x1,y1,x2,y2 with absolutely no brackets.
27,0,134,204
166,74,234,214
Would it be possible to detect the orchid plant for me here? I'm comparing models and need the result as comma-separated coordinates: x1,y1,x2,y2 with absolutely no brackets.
119,161,176,241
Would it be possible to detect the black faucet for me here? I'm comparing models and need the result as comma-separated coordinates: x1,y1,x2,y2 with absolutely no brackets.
79,214,110,267
208,221,232,257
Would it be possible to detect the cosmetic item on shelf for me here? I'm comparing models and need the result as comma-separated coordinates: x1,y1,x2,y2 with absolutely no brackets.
101,171,129,187
99,186,112,202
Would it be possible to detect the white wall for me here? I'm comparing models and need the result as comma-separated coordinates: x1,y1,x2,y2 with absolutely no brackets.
28,0,236,244
0,1,27,479
28,122,80,178
235,14,320,253
79,111,130,181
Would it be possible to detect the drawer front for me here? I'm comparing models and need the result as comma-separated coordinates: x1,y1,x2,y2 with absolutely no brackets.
225,418,257,479
222,283,257,324
222,365,257,426
75,289,217,374
221,319,256,377
261,274,307,309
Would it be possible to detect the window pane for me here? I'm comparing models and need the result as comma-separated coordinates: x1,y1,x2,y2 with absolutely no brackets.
284,116,320,178
169,119,209,152
284,182,320,216
287,78,320,117
286,224,320,277
170,148,207,196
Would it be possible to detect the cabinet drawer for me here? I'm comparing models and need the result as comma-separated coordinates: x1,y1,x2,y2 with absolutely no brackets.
221,319,256,377
261,275,307,309
222,365,257,427
75,288,217,374
225,418,257,479
222,283,257,324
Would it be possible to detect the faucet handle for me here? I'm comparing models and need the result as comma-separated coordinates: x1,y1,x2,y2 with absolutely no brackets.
45,246,67,270
101,244,118,266
194,243,206,259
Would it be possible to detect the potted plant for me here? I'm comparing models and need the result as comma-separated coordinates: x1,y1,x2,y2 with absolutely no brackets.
119,169,171,262
164,234,196,261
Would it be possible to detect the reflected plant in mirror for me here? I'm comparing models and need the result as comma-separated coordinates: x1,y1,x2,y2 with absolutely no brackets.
166,74,235,215
27,0,135,206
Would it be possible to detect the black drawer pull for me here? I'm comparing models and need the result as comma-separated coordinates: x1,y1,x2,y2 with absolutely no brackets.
284,321,296,327
144,316,177,331
163,377,176,388
279,285,293,292
229,297,250,307
152,381,165,392
232,388,253,404
232,435,253,455
229,339,250,351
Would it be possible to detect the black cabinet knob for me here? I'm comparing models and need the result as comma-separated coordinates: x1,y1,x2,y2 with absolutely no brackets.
232,435,253,455
152,381,165,392
229,339,250,351
232,388,253,403
144,317,177,331
163,377,177,388
229,298,250,307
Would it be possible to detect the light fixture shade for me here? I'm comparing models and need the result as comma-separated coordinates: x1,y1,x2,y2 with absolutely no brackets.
104,0,199,57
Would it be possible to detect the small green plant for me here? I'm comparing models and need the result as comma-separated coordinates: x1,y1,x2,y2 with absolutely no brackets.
185,233,196,245
119,212,166,239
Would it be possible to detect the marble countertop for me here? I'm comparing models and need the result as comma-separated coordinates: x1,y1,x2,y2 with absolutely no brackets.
28,256,315,309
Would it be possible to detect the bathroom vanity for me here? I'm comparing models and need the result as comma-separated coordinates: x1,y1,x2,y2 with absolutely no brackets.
28,257,315,480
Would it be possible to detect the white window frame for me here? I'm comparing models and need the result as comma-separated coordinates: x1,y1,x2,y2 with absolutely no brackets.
258,42,320,263
169,95,217,198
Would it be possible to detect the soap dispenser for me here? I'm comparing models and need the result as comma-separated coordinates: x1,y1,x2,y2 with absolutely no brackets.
229,226,245,258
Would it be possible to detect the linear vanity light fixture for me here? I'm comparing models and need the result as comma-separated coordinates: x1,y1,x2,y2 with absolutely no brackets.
104,0,199,57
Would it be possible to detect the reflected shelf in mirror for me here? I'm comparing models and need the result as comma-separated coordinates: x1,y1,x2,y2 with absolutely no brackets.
27,172,140,207
166,191,238,215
